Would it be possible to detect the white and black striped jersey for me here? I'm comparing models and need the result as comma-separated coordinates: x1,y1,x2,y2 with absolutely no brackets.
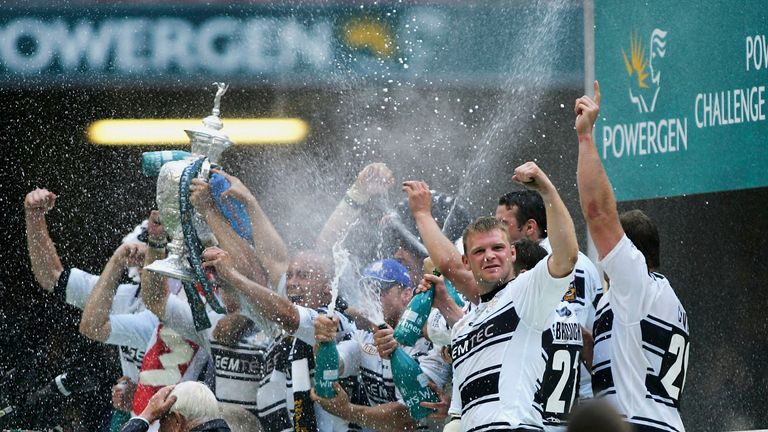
593,235,689,432
540,240,603,403
164,295,269,419
450,259,572,432
533,301,583,432
255,306,360,432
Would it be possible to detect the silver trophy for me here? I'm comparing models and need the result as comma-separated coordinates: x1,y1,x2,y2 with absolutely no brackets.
144,83,234,281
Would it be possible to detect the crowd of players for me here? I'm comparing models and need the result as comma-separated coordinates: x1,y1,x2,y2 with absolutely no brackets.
13,82,689,432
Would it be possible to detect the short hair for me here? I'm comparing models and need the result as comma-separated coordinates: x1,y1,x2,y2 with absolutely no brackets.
462,216,510,254
498,190,547,238
619,209,660,269
512,239,548,274
567,399,631,432
169,381,219,425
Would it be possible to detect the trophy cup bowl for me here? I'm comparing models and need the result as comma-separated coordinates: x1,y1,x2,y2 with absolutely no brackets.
144,159,198,282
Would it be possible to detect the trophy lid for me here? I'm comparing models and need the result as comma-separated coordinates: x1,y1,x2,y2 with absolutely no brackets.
186,82,234,164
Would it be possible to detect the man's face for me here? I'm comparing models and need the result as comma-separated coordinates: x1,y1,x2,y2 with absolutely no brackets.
380,284,413,326
159,412,184,432
285,253,333,310
462,229,515,292
495,205,527,243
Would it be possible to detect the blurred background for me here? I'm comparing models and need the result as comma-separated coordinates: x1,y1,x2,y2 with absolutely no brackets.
1,1,766,431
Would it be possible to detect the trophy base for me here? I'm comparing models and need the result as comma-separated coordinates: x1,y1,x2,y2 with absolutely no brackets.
144,255,197,282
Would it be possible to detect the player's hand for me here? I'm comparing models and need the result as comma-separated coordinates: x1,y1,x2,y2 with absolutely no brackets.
354,163,395,197
402,181,433,218
139,384,177,424
373,324,398,359
202,247,237,283
419,381,450,420
213,169,256,204
310,382,352,418
417,273,455,314
147,210,167,246
512,162,554,194
314,314,338,343
116,242,147,268
111,377,136,412
575,80,601,136
190,178,215,216
24,188,57,215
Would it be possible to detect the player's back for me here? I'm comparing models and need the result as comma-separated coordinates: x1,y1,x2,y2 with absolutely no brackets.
593,236,689,432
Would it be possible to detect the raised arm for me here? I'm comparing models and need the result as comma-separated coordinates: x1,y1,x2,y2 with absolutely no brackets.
202,247,300,333
575,81,624,258
140,211,171,319
512,163,578,278
402,181,478,303
189,175,271,287
316,163,395,252
80,242,145,342
24,188,63,291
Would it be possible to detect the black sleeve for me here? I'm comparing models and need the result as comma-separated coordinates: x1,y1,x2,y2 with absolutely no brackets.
51,268,72,303
120,418,150,432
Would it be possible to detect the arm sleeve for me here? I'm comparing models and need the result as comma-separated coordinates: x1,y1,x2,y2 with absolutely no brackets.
291,305,317,346
106,310,159,350
448,374,462,416
337,337,362,378
598,235,659,323
416,346,451,389
64,268,98,309
515,258,574,331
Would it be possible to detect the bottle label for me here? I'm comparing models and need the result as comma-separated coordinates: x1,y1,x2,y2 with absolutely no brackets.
417,373,429,387
322,370,338,380
402,309,419,322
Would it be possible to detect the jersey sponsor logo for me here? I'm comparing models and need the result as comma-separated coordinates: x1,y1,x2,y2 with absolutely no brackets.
213,350,266,377
451,306,520,365
120,346,146,365
362,343,378,356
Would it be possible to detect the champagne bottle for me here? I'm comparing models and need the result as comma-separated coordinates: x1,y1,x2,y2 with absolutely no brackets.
141,150,192,177
393,269,439,346
388,343,439,419
313,331,340,398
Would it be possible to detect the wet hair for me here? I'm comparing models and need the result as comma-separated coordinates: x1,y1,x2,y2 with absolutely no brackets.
462,216,510,254
512,239,548,274
620,209,660,269
567,399,631,432
498,190,547,238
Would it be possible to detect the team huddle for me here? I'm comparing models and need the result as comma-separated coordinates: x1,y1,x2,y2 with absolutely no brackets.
22,82,688,432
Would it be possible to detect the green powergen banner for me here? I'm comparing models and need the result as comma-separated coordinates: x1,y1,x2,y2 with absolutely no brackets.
594,0,768,201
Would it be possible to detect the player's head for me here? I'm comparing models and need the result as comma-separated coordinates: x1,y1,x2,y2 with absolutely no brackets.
285,251,334,310
461,216,515,292
566,399,631,432
512,239,548,276
361,259,412,327
161,381,220,432
620,209,660,271
496,190,547,242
